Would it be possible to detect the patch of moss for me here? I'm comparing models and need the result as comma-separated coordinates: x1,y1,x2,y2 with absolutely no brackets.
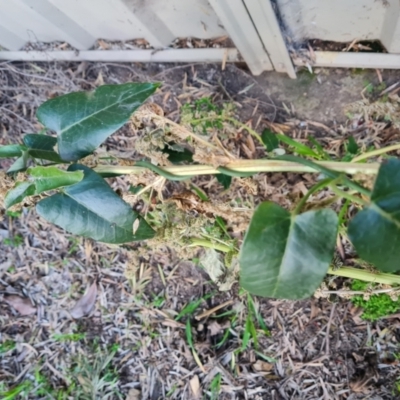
351,280,400,321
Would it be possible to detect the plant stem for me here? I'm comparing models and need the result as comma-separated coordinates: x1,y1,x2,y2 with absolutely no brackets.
94,159,380,177
328,266,400,285
293,178,334,215
351,143,400,163
187,238,231,253
190,240,400,286
329,185,369,206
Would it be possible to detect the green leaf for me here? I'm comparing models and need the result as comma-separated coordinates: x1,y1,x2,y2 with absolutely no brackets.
240,314,252,351
347,136,358,155
185,319,194,349
27,166,84,194
0,144,26,158
7,151,30,174
36,83,159,162
23,134,63,163
348,159,400,272
163,145,193,163
308,136,331,160
4,182,35,209
240,202,338,299
276,134,320,158
216,173,232,189
261,129,279,152
36,164,155,243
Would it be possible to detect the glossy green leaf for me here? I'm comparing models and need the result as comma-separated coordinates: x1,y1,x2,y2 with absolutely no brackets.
4,182,35,209
27,166,84,194
347,136,358,155
36,164,155,243
0,144,26,158
261,129,279,152
163,145,193,163
216,173,232,189
7,151,30,174
240,202,338,299
348,159,400,272
23,134,63,163
276,134,320,158
36,83,159,161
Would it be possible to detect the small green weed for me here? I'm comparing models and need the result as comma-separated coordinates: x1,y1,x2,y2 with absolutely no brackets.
52,332,86,342
351,280,400,320
175,293,213,321
0,340,16,354
0,381,31,400
5,210,22,218
67,236,80,255
181,97,234,135
71,346,122,400
3,234,23,247
237,293,271,353
209,373,221,400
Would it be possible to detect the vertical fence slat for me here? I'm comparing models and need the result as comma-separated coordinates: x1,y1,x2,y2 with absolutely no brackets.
0,26,26,50
20,0,95,49
209,0,273,75
243,0,296,78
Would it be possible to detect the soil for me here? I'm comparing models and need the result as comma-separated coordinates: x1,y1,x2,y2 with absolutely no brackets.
1,61,400,399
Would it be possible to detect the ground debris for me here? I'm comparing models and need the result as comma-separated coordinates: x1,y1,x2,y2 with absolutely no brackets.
0,62,399,399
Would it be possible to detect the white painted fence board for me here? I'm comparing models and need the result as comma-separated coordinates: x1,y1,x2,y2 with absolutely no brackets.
0,26,26,51
243,0,296,78
0,0,95,49
0,0,61,45
381,1,400,53
125,0,227,40
48,0,168,47
20,0,95,50
277,0,387,43
209,0,273,75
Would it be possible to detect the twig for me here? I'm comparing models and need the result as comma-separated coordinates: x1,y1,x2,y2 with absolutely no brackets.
324,303,336,354
195,300,234,320
320,288,400,295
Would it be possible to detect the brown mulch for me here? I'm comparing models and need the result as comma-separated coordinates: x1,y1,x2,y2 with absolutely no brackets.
0,61,400,400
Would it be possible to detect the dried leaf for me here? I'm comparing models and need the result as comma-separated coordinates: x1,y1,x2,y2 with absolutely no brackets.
253,360,274,372
200,249,239,291
208,320,224,336
70,282,97,319
4,295,36,316
126,389,141,400
190,375,201,399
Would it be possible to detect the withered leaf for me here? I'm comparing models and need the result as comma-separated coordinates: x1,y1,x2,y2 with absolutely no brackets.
189,375,201,399
70,282,97,319
4,295,36,316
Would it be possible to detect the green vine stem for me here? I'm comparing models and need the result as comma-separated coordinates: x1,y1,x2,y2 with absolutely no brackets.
187,238,232,253
95,159,380,177
293,178,334,215
327,266,400,285
328,185,369,206
188,239,400,286
351,143,400,163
